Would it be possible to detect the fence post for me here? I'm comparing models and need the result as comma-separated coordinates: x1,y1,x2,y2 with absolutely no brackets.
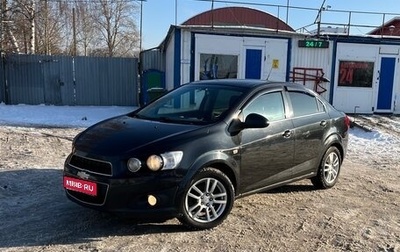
1,53,9,104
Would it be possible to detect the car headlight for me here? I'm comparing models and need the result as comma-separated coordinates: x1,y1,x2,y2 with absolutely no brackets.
127,158,142,172
146,155,163,171
146,151,183,171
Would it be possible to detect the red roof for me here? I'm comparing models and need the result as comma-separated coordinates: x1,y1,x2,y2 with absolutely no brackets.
182,6,294,32
368,17,400,36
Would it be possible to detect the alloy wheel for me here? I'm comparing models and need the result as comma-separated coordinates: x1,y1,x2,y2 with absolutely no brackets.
184,177,228,223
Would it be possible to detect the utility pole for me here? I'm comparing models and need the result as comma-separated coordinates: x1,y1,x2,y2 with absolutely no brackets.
0,0,3,54
44,0,48,54
140,0,143,51
175,0,177,25
286,0,289,24
73,7,76,56
211,0,214,29
137,0,147,52
315,0,327,38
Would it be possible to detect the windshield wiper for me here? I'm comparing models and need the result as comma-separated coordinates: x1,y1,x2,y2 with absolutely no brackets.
133,114,149,119
158,116,175,122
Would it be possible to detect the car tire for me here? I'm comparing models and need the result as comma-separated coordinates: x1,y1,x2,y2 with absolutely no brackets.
311,146,342,189
178,167,234,230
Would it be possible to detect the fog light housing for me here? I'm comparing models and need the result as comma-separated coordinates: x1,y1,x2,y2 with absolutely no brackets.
127,158,141,173
148,195,157,206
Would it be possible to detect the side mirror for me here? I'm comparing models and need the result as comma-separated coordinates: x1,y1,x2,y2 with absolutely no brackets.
228,113,269,135
244,113,269,128
227,118,244,135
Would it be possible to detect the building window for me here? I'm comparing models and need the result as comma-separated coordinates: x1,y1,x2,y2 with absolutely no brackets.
338,61,374,88
199,54,238,80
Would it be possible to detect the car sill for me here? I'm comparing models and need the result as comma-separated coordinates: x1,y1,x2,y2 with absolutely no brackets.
237,172,316,198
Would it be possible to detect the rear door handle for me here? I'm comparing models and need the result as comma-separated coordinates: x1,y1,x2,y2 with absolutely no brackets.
282,130,292,138
302,131,310,137
320,120,327,127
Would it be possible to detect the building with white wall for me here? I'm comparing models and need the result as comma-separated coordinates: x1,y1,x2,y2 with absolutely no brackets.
141,7,400,115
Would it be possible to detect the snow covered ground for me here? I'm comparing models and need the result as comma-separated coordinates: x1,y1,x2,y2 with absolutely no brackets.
347,125,400,168
0,103,136,128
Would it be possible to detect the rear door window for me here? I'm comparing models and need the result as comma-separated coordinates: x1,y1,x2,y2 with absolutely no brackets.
289,92,321,117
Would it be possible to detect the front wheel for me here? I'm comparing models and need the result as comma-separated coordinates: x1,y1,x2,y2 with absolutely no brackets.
178,167,234,230
312,146,342,189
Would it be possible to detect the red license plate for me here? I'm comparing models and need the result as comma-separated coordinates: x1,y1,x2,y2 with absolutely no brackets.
63,176,97,196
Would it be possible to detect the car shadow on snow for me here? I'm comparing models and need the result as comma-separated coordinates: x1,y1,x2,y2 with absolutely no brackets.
0,168,191,249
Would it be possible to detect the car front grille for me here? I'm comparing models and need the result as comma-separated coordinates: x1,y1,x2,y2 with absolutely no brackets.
69,154,113,176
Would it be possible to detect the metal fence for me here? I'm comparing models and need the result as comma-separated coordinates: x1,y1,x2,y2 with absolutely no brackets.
0,55,5,103
0,54,139,106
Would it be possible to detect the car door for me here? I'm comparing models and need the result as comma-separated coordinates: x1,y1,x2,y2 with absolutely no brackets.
238,91,295,193
288,90,331,177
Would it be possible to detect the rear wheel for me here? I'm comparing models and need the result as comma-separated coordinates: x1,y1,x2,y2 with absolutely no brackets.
178,167,234,230
312,146,342,189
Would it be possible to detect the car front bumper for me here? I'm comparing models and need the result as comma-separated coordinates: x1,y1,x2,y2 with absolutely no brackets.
64,163,182,219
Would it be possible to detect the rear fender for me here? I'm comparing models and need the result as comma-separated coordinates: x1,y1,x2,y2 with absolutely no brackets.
320,133,345,165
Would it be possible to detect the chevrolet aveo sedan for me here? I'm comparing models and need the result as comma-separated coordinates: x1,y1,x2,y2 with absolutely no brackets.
64,79,349,230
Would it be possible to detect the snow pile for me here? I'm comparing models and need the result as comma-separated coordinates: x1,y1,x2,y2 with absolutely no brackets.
0,104,136,128
347,126,400,167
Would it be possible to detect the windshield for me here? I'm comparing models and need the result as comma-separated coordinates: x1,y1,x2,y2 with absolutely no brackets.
134,84,245,124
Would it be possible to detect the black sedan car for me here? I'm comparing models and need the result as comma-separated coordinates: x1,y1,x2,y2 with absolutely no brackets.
63,79,349,229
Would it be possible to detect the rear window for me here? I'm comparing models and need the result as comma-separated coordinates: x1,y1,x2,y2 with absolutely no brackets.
289,91,321,117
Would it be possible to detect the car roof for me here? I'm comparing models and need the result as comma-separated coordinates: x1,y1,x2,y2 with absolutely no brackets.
189,79,272,88
187,79,311,92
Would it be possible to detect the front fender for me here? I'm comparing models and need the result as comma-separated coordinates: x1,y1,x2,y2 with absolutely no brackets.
174,150,240,207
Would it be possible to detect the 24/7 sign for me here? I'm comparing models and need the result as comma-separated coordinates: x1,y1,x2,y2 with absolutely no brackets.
338,61,374,88
298,40,329,48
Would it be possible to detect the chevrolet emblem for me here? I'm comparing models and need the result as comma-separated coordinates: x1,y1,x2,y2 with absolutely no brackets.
77,171,90,180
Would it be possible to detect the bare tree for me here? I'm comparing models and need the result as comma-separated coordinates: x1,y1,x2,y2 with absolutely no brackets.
13,0,36,54
0,0,140,57
2,0,36,54
2,0,21,53
91,0,139,57
74,2,98,56
35,0,69,55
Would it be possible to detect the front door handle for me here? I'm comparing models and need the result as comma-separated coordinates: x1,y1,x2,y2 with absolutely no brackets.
282,130,292,138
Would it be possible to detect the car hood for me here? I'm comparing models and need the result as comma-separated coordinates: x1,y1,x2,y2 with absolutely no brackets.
74,115,200,156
